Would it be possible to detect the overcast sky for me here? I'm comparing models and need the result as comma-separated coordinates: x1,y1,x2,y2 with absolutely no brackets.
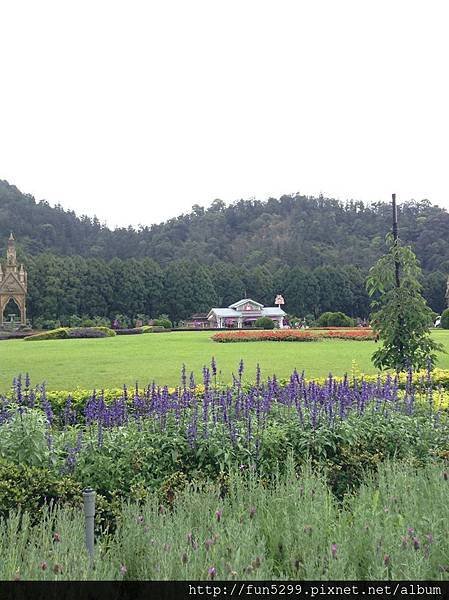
1,1,448,228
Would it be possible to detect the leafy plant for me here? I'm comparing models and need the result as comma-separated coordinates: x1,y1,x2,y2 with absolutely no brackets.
317,312,354,327
441,308,449,329
254,316,275,329
366,235,444,371
0,409,50,467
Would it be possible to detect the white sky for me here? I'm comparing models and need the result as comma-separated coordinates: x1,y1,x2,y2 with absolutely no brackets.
1,0,448,228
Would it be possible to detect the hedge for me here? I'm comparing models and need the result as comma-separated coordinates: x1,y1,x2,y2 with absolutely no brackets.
24,327,116,341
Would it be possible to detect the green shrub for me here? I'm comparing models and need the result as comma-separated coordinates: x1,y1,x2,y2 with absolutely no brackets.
68,314,82,327
317,311,355,327
24,327,70,341
254,316,275,329
80,318,95,327
68,327,116,338
113,314,131,329
441,308,449,329
24,327,116,341
32,318,61,330
153,318,172,329
91,316,110,327
0,458,82,518
0,409,50,468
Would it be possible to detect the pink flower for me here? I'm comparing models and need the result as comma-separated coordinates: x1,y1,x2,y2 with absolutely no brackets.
120,564,127,576
215,510,222,523
40,561,47,571
331,543,338,559
53,532,61,543
208,567,216,580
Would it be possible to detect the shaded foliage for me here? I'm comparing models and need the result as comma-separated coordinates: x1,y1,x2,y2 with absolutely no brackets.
1,180,447,322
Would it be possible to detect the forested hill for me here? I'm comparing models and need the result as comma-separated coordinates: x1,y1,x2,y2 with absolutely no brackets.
1,179,448,322
1,179,449,273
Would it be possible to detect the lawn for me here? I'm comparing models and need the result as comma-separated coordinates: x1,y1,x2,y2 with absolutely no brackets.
1,330,449,392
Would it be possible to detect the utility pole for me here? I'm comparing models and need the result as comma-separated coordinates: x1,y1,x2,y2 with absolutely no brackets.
392,193,401,288
392,193,404,363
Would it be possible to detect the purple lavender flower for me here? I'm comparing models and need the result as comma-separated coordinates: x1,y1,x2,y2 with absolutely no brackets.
238,359,244,378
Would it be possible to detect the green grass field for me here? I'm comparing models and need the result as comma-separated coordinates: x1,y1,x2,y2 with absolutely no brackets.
1,330,449,392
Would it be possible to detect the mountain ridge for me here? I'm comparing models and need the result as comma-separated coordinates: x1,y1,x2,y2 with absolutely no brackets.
1,179,449,273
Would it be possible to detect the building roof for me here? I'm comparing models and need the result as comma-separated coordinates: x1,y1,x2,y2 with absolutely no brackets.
228,298,264,309
208,308,239,318
261,307,286,316
208,306,286,319
208,298,286,319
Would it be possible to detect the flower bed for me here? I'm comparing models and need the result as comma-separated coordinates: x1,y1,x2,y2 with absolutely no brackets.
211,328,374,342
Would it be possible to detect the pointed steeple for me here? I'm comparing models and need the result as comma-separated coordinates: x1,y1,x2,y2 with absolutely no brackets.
6,232,17,271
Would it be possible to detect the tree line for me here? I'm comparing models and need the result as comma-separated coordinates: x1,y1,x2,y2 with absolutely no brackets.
1,179,448,323
25,254,446,325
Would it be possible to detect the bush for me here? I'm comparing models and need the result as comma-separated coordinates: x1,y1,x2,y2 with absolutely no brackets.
32,318,61,330
80,318,95,328
254,316,275,329
153,318,172,329
0,458,82,519
68,327,116,338
92,316,111,327
441,308,449,329
68,315,82,327
24,327,116,341
24,327,70,341
112,314,131,329
114,326,167,335
317,311,355,327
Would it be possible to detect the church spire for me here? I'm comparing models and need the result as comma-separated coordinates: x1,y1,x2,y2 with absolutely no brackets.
6,232,17,271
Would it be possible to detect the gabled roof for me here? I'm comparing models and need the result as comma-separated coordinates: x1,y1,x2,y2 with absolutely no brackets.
228,298,264,309
0,272,26,294
262,307,286,316
207,308,238,318
208,306,286,318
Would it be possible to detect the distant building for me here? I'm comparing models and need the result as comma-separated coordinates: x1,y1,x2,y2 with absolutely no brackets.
0,233,27,327
207,298,286,329
182,313,210,329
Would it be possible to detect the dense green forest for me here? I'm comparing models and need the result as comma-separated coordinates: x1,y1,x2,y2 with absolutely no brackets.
0,179,447,323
